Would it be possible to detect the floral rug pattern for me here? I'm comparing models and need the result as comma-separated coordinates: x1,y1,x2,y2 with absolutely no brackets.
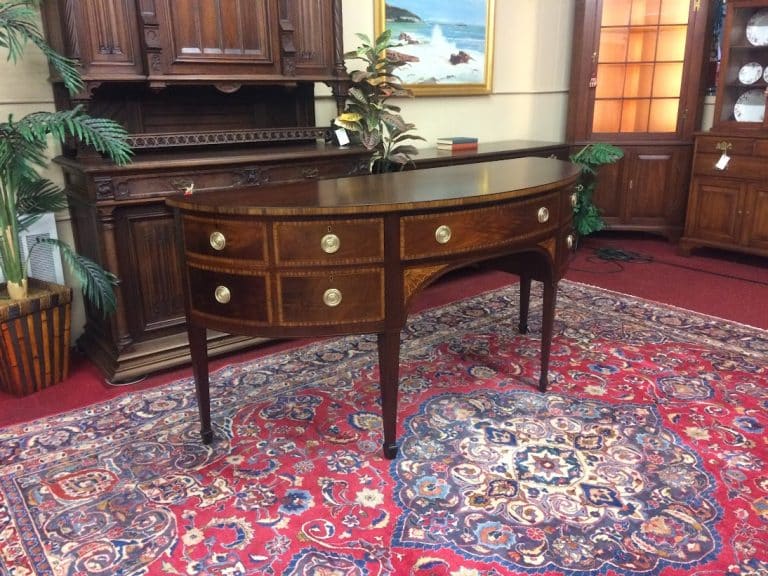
1,280,767,575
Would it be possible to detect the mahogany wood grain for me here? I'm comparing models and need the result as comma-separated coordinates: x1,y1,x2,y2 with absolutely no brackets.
168,157,581,458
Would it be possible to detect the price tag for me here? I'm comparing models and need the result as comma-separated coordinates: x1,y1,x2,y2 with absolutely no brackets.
714,153,730,170
334,128,350,147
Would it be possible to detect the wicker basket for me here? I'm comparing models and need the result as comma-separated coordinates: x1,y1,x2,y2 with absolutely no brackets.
0,279,72,396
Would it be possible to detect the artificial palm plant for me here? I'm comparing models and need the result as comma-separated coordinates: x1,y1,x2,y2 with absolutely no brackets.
334,30,424,173
0,0,131,312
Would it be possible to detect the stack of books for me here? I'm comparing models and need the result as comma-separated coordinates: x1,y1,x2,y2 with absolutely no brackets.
436,137,479,151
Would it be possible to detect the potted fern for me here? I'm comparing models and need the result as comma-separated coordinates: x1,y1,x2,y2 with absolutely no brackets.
334,30,424,173
0,0,131,394
569,143,624,237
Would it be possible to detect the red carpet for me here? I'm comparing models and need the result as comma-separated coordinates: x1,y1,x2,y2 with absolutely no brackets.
1,278,766,575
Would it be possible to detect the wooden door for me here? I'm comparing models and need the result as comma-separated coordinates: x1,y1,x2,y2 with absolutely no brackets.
744,184,768,251
41,0,144,81
685,177,745,246
150,0,281,78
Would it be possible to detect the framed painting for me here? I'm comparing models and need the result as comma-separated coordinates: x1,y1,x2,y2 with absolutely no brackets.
374,0,495,95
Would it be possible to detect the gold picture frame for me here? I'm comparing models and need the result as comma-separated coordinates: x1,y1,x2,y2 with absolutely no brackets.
374,0,495,96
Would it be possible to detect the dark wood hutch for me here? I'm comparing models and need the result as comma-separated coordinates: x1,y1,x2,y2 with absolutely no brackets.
39,0,371,382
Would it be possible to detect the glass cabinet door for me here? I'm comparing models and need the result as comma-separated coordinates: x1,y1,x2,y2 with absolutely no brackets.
592,0,691,135
714,1,768,128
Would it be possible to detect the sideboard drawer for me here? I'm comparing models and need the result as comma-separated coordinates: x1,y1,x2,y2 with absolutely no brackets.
188,267,270,323
274,219,384,264
183,215,267,261
400,193,560,260
276,269,384,325
696,136,754,157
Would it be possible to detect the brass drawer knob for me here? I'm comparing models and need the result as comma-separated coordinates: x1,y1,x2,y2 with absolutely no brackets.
435,224,452,244
715,141,732,153
566,234,575,250
323,288,342,307
537,207,550,223
320,233,340,254
209,231,226,251
214,285,231,304
570,192,578,208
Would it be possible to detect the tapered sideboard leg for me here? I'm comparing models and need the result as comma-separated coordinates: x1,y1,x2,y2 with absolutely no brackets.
188,324,213,444
539,280,558,393
377,330,402,459
518,274,531,334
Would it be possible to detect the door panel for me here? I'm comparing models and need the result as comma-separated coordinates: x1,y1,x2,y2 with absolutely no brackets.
153,0,279,76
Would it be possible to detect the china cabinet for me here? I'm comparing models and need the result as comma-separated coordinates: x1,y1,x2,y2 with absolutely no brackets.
680,1,768,258
566,0,712,239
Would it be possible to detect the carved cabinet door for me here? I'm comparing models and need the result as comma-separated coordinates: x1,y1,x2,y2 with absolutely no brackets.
278,0,335,78
40,0,144,81
145,0,281,79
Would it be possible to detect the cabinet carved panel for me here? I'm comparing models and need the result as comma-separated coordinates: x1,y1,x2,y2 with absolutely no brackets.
151,0,279,77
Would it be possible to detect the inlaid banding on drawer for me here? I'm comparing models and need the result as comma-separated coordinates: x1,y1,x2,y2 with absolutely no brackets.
274,219,384,264
188,267,270,323
276,269,384,325
183,214,267,261
400,193,560,260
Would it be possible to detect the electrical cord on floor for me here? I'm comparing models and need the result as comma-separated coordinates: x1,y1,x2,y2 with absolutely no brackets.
572,245,768,287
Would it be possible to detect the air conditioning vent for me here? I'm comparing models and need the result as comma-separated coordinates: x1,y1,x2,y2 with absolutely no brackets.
0,212,65,285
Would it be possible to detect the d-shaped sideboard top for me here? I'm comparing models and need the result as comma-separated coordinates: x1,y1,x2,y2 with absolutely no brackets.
167,156,581,458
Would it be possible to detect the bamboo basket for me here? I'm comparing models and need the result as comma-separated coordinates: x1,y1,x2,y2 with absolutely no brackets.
0,279,72,396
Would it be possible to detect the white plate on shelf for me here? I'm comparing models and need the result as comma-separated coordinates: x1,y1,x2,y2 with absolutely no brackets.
739,62,763,84
734,88,765,122
762,66,768,83
746,9,768,46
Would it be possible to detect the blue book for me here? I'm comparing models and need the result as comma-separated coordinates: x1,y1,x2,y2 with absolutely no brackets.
436,136,479,145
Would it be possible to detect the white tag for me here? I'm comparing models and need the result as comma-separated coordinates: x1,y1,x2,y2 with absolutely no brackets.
715,153,730,170
335,128,350,146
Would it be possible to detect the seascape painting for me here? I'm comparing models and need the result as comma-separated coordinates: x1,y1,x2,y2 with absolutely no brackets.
375,0,494,94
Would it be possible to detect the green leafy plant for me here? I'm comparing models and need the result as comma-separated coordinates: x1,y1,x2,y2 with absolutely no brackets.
334,30,424,173
569,143,624,237
0,0,132,313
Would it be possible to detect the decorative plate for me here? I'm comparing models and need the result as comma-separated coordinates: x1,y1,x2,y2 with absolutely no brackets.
762,66,768,83
746,9,768,46
739,62,763,84
734,88,765,122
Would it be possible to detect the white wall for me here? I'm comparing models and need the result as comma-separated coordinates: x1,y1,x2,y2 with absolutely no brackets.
1,1,576,341
316,0,575,144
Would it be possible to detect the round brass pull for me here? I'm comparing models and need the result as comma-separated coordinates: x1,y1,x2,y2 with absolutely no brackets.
214,285,231,304
537,207,550,223
570,192,578,208
566,234,575,250
209,231,226,251
435,225,452,244
323,288,342,307
320,233,340,254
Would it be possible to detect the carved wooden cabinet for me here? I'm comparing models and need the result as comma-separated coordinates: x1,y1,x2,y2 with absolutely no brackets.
566,0,712,239
56,145,370,382
37,0,354,382
41,0,341,86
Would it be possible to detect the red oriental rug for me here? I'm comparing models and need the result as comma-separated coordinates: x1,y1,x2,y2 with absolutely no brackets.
1,280,767,576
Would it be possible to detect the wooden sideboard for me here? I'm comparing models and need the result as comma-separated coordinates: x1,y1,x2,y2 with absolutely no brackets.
167,157,581,458
58,140,568,382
